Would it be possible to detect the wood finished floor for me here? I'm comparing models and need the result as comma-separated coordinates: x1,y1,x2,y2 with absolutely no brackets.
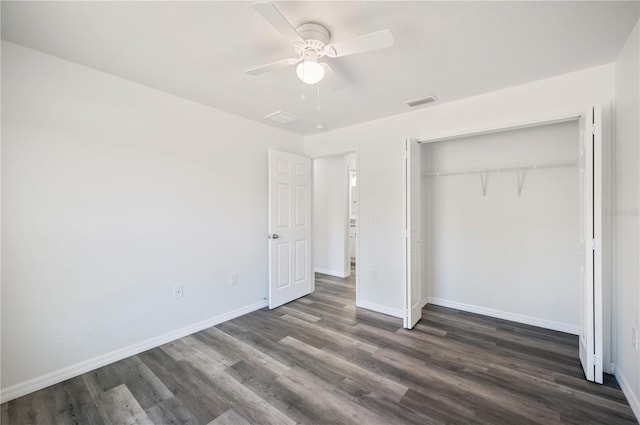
3,271,637,425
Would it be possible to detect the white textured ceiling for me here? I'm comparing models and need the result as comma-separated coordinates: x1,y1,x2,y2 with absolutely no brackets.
2,1,638,135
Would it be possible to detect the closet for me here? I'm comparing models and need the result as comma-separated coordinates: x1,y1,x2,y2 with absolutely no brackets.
421,121,581,333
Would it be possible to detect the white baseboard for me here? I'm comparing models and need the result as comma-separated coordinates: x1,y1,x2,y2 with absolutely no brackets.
615,368,640,422
428,297,579,335
314,267,350,278
357,300,404,319
421,297,429,309
0,299,268,403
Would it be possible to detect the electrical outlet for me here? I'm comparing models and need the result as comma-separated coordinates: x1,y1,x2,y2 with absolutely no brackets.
632,327,638,350
173,285,184,299
230,273,238,286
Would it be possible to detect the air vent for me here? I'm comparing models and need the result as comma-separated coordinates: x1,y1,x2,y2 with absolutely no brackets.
264,110,299,124
406,95,437,108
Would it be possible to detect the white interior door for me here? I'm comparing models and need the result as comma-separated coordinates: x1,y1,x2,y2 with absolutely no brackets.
268,149,313,309
578,106,603,384
404,139,422,329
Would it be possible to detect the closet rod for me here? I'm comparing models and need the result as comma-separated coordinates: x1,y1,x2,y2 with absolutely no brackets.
422,161,577,179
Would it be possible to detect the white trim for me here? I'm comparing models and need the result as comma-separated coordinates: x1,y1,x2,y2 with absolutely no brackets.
314,267,350,278
615,369,640,422
428,297,579,335
417,112,581,144
0,299,268,403
358,300,404,319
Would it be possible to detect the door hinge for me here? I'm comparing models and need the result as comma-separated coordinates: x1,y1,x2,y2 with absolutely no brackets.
591,239,596,250
591,124,596,135
592,354,597,365
404,151,408,159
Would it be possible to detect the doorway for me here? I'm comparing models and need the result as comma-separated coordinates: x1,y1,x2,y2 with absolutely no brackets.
421,120,581,333
312,152,358,301
348,155,358,271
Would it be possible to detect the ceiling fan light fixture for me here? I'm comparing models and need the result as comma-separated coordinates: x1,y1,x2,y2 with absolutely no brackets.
296,57,325,84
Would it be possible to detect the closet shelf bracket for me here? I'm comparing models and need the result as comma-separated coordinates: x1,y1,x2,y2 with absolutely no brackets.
517,169,526,197
480,171,489,198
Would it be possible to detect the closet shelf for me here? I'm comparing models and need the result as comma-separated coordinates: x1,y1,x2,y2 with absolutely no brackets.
422,161,577,179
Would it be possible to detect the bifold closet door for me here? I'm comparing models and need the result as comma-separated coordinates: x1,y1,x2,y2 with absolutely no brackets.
405,138,422,329
578,106,603,384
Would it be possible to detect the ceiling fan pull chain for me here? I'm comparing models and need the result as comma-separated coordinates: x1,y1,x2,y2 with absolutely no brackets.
317,83,321,111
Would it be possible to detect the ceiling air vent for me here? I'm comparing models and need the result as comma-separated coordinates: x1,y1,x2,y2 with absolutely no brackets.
264,110,299,125
406,95,437,108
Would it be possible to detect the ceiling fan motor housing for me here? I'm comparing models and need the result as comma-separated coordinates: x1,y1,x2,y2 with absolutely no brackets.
295,23,330,55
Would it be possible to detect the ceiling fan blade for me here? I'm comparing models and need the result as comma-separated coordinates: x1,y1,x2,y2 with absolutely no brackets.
252,2,305,45
245,57,298,75
325,29,394,58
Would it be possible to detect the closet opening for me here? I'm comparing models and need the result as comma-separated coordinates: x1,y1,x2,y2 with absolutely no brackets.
412,107,610,383
421,120,581,332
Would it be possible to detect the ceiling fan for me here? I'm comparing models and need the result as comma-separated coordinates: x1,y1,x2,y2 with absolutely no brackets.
246,2,394,85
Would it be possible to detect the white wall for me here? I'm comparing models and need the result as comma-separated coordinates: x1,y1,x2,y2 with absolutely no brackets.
422,121,580,333
305,64,614,319
613,19,640,418
0,41,304,400
313,155,349,277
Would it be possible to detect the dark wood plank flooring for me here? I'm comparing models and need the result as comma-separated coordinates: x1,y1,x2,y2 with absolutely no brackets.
3,270,637,424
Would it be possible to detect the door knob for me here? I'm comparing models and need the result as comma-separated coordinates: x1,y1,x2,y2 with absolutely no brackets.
269,233,280,239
